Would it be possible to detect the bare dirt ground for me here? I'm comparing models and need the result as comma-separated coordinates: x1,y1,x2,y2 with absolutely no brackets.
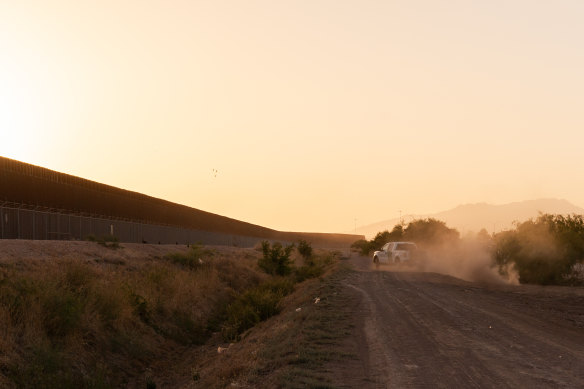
331,255,584,388
2,240,583,388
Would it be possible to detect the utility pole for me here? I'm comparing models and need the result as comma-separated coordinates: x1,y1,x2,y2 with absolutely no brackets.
354,218,357,234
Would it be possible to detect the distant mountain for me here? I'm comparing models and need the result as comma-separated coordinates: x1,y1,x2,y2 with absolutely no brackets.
356,198,584,239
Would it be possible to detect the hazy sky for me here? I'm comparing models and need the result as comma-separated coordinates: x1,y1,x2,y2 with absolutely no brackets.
2,1,583,233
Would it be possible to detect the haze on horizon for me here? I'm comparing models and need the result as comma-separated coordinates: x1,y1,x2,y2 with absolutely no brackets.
2,1,583,233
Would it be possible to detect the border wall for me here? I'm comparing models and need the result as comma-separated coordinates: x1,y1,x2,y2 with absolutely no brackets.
0,204,262,247
0,157,363,248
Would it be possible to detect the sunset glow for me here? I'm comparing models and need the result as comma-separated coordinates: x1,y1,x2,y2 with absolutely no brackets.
2,1,583,232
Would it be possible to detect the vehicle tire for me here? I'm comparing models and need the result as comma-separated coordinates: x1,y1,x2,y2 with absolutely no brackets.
373,256,380,269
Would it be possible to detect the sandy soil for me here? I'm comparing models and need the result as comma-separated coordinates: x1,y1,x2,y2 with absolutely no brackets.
0,239,193,262
332,255,584,388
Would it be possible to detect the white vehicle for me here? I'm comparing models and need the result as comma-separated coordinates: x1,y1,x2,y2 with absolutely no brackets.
373,242,419,266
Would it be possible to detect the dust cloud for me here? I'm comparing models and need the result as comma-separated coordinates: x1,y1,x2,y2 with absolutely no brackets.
416,239,519,285
370,236,519,285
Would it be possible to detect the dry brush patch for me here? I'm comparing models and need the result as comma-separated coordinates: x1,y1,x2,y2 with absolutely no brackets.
0,241,348,388
188,260,358,389
0,243,264,388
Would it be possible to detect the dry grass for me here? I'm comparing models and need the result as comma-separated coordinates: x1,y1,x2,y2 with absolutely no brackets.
0,242,265,388
187,259,355,388
0,240,349,388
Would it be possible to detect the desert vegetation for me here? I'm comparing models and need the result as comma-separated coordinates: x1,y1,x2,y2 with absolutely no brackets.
189,260,356,388
0,239,339,388
351,218,459,256
221,240,333,342
0,244,261,388
493,214,584,285
257,241,295,276
353,214,584,286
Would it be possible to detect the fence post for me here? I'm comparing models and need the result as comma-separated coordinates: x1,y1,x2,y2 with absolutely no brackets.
17,209,20,239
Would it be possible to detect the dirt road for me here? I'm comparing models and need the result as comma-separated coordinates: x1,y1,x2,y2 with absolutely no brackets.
334,256,584,388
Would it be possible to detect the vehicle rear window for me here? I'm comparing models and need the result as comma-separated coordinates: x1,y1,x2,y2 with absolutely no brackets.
396,243,415,251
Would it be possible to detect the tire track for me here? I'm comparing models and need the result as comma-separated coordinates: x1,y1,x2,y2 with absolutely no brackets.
341,264,584,388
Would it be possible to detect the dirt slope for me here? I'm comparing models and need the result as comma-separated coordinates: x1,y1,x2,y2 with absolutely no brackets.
333,256,584,388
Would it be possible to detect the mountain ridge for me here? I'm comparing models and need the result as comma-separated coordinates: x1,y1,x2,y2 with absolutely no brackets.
356,198,584,239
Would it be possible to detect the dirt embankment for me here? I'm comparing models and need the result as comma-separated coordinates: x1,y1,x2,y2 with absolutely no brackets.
0,239,349,388
3,240,583,388
0,240,267,388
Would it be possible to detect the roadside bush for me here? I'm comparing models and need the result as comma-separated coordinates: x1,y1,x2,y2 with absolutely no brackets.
222,278,295,341
493,214,584,285
293,249,336,282
403,218,459,247
352,219,460,256
297,240,313,263
258,241,294,276
294,264,324,283
351,228,400,256
364,225,404,255
350,239,370,256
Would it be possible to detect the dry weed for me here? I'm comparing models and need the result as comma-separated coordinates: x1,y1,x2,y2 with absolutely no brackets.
0,243,265,388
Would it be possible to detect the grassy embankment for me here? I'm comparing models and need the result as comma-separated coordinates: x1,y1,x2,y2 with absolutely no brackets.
191,257,361,388
0,241,357,388
0,243,264,388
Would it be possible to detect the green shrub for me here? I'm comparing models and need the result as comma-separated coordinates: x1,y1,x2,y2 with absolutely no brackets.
41,290,85,338
493,214,584,285
258,241,294,276
297,240,313,262
351,224,405,256
262,277,295,296
352,219,462,256
350,239,370,256
294,265,324,282
403,218,459,247
294,249,335,282
222,278,294,341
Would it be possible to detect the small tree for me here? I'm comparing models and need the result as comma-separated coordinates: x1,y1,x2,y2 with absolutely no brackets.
403,218,459,247
258,241,294,276
297,240,313,264
351,224,404,256
370,230,391,251
350,239,370,256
